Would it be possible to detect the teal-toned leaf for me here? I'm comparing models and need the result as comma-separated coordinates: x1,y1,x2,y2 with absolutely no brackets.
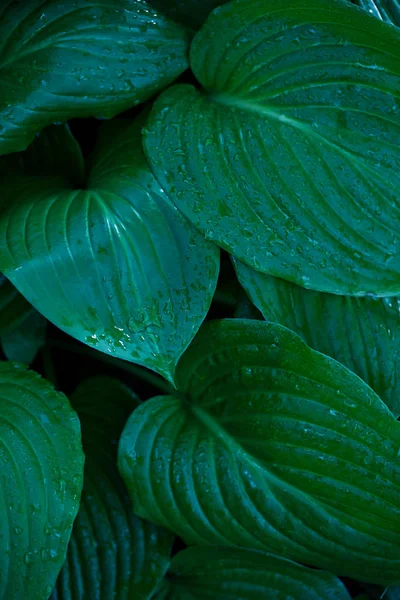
51,377,173,600
235,260,400,417
387,586,400,599
351,0,400,25
153,547,351,600
0,118,219,383
119,319,400,585
144,0,400,296
0,274,32,334
0,362,84,600
1,310,47,364
0,0,190,156
149,0,229,30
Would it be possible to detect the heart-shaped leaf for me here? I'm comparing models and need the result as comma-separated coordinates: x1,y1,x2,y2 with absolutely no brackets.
144,0,400,295
235,260,400,417
0,0,190,156
351,0,400,25
153,547,351,600
0,117,219,383
51,377,173,600
149,0,229,30
0,362,84,599
119,319,400,585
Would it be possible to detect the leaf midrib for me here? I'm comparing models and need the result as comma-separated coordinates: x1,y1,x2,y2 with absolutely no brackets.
209,92,391,186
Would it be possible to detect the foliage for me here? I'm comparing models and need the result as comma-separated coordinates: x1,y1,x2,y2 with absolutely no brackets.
0,0,400,598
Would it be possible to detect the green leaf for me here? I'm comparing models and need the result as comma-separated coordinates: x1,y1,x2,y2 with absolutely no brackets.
0,274,32,334
235,260,400,417
0,0,190,156
0,118,219,383
149,0,229,30
1,310,47,365
0,362,84,600
351,0,400,26
144,0,400,296
153,547,351,600
51,377,173,600
119,319,400,585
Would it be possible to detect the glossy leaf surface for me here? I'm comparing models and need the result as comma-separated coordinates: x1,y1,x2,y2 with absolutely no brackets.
0,0,190,155
352,0,400,25
154,547,351,600
235,260,400,416
51,377,173,600
0,119,219,382
0,363,84,600
119,320,400,584
144,0,400,295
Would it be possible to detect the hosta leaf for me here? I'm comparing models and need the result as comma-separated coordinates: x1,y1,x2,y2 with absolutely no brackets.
235,260,400,417
51,377,173,600
0,118,219,383
351,0,400,25
119,319,400,585
0,363,84,600
153,547,351,600
144,0,400,296
1,310,47,365
149,0,229,30
0,0,190,156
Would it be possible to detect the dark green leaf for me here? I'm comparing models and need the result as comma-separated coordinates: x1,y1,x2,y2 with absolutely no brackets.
144,0,400,295
149,0,229,30
119,319,400,585
0,118,219,382
153,546,351,600
0,362,84,599
51,377,173,600
1,310,47,364
235,260,400,417
0,0,190,156
351,0,400,25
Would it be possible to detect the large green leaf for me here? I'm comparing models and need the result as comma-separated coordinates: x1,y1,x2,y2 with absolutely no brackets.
149,0,229,30
351,0,400,25
0,362,84,599
51,377,173,600
144,0,400,296
154,547,351,600
235,260,400,417
0,118,219,383
119,319,400,585
0,0,190,156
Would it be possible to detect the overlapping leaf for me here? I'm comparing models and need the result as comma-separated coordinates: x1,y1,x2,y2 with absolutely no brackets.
154,547,351,600
0,363,84,599
0,117,219,382
51,377,173,600
119,319,400,584
0,0,190,156
352,0,400,25
235,260,400,416
144,0,400,295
